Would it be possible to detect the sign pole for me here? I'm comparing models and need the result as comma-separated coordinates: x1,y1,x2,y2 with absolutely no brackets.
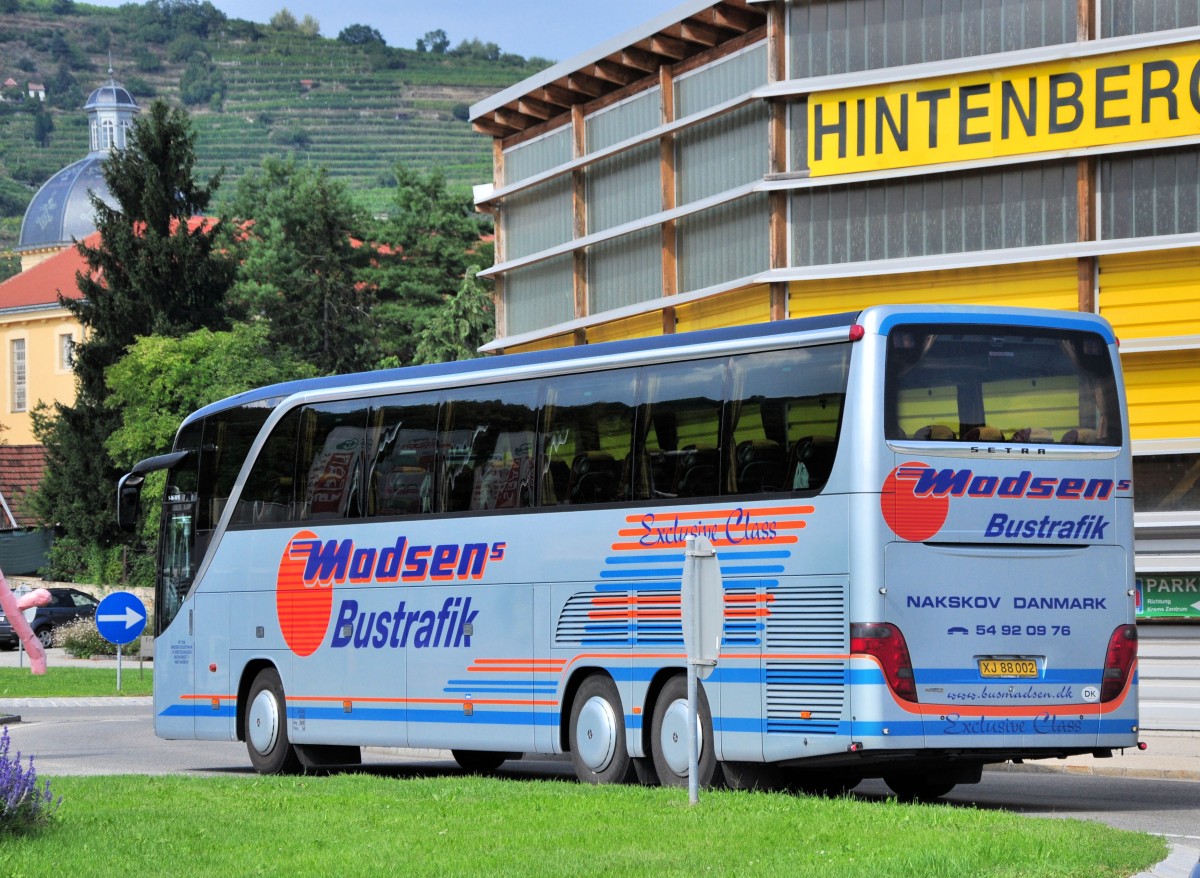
682,536,722,806
94,592,147,694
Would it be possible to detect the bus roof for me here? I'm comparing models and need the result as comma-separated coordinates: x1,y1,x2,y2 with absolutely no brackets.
181,304,1117,428
182,310,859,426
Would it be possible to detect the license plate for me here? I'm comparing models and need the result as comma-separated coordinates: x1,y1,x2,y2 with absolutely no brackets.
978,658,1038,678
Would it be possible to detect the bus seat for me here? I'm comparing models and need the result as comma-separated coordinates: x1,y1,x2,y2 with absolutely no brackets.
544,459,569,505
676,446,719,498
913,424,956,441
1061,428,1098,444
963,426,1004,442
736,440,785,493
1010,427,1054,443
789,436,835,490
568,451,618,504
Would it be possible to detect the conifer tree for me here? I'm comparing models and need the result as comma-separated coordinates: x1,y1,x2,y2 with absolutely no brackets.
33,99,235,555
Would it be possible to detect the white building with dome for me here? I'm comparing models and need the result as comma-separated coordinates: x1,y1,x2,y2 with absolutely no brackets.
16,75,139,272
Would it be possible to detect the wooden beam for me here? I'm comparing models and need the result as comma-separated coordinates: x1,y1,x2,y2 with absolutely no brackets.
516,96,555,121
565,72,607,98
492,107,535,132
589,59,639,86
647,33,690,61
619,47,662,74
678,19,724,47
473,119,515,138
711,3,766,33
536,83,580,109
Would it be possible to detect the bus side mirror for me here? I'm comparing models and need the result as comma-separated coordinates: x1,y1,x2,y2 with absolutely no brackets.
117,472,145,532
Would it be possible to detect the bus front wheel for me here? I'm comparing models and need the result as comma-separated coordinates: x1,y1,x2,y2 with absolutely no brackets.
650,675,719,789
568,674,635,784
246,667,302,775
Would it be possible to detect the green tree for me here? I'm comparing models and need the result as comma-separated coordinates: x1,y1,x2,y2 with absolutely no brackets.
230,156,381,375
270,7,298,31
367,164,493,366
105,322,316,585
33,107,54,148
338,23,384,46
106,322,316,466
410,267,494,365
32,99,235,552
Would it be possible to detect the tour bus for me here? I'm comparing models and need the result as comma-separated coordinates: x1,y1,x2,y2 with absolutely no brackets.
118,304,1138,799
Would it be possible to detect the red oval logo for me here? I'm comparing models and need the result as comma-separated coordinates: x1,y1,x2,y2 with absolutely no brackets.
276,530,334,657
881,462,949,542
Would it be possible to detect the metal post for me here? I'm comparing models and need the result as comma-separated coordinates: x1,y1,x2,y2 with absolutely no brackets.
116,643,122,692
687,661,700,805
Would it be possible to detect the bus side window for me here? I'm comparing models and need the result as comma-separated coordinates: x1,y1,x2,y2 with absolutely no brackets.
234,409,301,525
297,402,369,521
636,359,726,501
541,368,637,507
441,382,539,513
728,347,849,495
366,393,440,517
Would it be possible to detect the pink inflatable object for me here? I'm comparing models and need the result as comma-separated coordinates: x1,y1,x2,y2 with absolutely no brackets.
0,570,50,674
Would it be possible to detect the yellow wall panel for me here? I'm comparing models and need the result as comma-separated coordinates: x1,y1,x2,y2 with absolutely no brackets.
587,312,663,345
788,261,1079,319
1099,249,1200,341
500,333,576,354
675,285,771,333
1121,349,1200,442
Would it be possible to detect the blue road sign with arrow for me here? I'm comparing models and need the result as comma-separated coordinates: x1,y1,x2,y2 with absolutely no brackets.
95,592,147,646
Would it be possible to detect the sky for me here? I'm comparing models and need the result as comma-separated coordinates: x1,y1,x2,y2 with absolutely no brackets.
88,0,683,64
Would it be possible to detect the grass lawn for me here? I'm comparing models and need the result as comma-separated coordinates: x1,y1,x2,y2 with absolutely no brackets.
0,666,153,698
0,773,1167,877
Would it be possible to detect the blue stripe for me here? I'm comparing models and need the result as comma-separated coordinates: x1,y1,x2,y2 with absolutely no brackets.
599,568,683,579
605,554,686,565
593,581,681,592
875,309,1117,343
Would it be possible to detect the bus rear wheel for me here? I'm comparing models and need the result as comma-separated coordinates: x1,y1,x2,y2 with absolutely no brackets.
650,675,719,789
568,674,635,784
246,667,301,775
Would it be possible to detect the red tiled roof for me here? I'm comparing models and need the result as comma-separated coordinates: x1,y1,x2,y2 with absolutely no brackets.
0,232,99,311
0,445,46,527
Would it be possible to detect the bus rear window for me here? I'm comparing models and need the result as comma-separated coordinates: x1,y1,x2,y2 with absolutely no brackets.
884,325,1122,446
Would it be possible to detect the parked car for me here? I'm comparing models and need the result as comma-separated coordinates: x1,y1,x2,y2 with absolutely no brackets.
0,587,100,650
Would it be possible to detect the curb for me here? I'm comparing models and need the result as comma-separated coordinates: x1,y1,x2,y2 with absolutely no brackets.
989,762,1200,783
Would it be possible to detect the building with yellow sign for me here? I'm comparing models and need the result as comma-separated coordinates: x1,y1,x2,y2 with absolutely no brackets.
470,1,1200,727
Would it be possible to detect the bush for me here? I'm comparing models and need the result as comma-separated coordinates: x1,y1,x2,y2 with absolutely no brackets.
56,616,118,658
0,726,60,835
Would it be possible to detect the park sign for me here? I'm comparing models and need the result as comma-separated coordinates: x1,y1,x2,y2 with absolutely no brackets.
1135,574,1200,620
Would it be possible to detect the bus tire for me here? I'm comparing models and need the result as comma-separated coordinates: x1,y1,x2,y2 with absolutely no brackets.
452,750,520,773
883,774,956,801
245,667,302,775
568,674,635,784
650,675,720,789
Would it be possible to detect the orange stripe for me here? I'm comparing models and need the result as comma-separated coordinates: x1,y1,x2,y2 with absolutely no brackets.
610,536,799,550
623,505,815,523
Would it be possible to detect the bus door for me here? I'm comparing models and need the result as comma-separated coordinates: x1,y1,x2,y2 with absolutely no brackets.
154,494,198,740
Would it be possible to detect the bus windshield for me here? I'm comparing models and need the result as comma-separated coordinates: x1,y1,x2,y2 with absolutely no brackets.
884,324,1122,446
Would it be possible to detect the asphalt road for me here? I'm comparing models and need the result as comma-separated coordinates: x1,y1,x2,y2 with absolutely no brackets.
4,697,1198,850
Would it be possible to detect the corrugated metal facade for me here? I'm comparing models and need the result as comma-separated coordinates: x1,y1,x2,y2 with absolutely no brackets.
788,0,1076,78
788,260,1079,318
1122,349,1200,441
1098,249,1200,341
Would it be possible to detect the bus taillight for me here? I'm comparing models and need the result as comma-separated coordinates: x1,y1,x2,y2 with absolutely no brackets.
1100,624,1138,702
851,622,917,703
